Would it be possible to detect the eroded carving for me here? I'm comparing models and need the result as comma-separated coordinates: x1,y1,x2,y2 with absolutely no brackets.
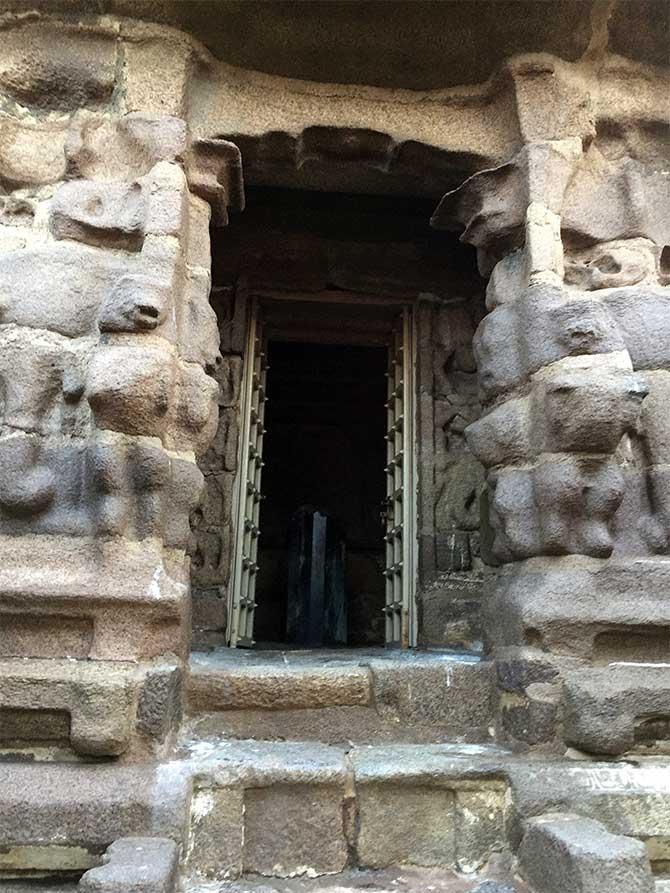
0,91,221,759
186,138,245,225
437,125,670,753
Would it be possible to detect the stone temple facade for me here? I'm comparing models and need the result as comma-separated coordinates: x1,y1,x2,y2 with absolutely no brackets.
0,1,668,891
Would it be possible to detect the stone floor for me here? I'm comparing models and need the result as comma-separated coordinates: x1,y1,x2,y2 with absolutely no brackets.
184,865,528,892
3,873,670,892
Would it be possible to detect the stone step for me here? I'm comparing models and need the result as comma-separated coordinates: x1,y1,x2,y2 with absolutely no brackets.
505,757,670,874
518,813,655,893
180,733,670,884
2,742,667,886
180,738,512,883
183,705,482,746
187,648,494,742
0,762,190,879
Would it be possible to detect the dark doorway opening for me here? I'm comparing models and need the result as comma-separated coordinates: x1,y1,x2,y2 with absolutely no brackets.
254,340,387,646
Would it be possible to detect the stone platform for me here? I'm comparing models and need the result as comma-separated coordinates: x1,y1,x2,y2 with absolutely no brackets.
186,647,493,745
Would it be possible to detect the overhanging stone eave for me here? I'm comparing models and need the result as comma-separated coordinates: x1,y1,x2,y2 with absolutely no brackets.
188,50,670,203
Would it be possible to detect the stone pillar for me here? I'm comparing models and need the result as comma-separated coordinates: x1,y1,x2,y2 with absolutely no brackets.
0,15,242,758
433,129,670,753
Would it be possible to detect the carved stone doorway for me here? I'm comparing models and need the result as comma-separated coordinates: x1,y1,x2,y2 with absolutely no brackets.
227,295,417,649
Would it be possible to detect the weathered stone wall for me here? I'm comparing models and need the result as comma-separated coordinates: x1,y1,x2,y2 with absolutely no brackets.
434,86,670,751
0,12,241,758
417,298,489,650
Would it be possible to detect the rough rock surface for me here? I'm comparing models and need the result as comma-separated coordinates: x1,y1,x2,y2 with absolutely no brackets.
433,95,670,753
79,838,179,893
518,813,655,893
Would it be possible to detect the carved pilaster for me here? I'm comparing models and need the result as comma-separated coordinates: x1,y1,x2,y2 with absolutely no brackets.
433,135,670,753
0,14,244,758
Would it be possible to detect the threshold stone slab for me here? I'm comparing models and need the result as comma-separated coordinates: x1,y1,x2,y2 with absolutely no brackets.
188,658,370,711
